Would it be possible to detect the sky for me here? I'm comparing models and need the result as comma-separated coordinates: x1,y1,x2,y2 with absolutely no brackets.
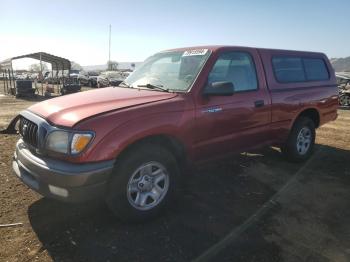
0,0,349,69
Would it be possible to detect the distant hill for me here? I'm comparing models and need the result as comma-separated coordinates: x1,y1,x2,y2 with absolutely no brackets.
82,62,141,72
330,57,350,72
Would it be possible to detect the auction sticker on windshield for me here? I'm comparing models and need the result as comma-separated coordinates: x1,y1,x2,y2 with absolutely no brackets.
182,49,208,56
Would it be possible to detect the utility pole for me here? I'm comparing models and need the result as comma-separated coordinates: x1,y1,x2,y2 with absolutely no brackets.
108,24,111,70
40,53,43,95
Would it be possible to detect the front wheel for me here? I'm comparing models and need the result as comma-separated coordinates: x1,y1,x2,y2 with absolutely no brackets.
105,144,179,222
282,117,315,162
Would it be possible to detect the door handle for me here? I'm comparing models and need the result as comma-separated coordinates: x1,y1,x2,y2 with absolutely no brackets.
254,100,264,108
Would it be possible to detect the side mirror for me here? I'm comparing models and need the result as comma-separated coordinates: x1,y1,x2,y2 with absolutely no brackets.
203,81,235,96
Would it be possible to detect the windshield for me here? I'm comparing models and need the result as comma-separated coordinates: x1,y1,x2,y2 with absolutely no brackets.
124,49,211,92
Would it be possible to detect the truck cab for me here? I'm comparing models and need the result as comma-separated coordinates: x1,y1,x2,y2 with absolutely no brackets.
12,46,338,221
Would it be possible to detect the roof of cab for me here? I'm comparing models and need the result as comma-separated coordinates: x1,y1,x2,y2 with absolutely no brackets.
165,45,326,57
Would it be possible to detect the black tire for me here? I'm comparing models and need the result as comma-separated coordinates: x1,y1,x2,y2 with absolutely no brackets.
282,117,315,162
339,94,350,106
105,144,179,222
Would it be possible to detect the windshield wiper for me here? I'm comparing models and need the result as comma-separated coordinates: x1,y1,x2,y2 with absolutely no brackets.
137,83,170,92
118,81,134,88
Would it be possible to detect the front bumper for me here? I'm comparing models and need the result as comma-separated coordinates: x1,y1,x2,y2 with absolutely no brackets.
12,139,114,202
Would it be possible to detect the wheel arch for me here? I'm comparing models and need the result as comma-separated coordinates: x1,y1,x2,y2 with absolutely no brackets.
293,108,320,129
114,134,188,170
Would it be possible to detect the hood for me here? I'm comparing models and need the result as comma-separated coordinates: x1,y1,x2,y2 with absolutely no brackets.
27,87,177,127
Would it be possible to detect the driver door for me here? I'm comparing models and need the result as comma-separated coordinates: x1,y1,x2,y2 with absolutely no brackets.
194,49,271,161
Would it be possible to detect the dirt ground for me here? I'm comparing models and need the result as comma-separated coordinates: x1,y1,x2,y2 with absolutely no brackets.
0,85,349,262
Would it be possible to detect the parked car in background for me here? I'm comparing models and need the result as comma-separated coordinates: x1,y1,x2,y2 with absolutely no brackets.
29,73,39,80
87,71,99,87
12,46,338,222
37,71,50,83
16,73,29,80
70,71,89,86
0,73,13,80
336,73,350,106
97,71,126,88
44,74,60,84
60,77,82,95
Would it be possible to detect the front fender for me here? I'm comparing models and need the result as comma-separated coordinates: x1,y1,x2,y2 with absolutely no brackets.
75,110,195,163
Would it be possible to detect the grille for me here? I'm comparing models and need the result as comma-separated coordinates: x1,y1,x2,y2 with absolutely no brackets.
19,117,38,148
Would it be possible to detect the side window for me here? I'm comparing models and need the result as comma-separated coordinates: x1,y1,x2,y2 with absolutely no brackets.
208,52,258,92
303,58,329,81
272,57,306,82
272,56,330,83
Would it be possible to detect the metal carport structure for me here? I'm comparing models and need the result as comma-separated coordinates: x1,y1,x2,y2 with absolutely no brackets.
0,52,71,96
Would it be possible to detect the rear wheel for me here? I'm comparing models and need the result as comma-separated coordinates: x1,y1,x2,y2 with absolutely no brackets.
339,94,350,106
105,144,179,222
282,117,315,162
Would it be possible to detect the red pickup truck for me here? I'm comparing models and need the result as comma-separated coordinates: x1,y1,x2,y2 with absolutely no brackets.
12,46,338,221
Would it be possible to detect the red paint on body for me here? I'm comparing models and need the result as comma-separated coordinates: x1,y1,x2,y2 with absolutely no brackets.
27,46,338,164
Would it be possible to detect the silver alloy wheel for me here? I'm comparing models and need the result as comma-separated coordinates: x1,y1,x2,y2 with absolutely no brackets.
296,127,312,155
339,95,350,106
127,161,170,211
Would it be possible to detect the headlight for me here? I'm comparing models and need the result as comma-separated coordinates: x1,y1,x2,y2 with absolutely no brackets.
46,131,69,154
46,131,93,155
